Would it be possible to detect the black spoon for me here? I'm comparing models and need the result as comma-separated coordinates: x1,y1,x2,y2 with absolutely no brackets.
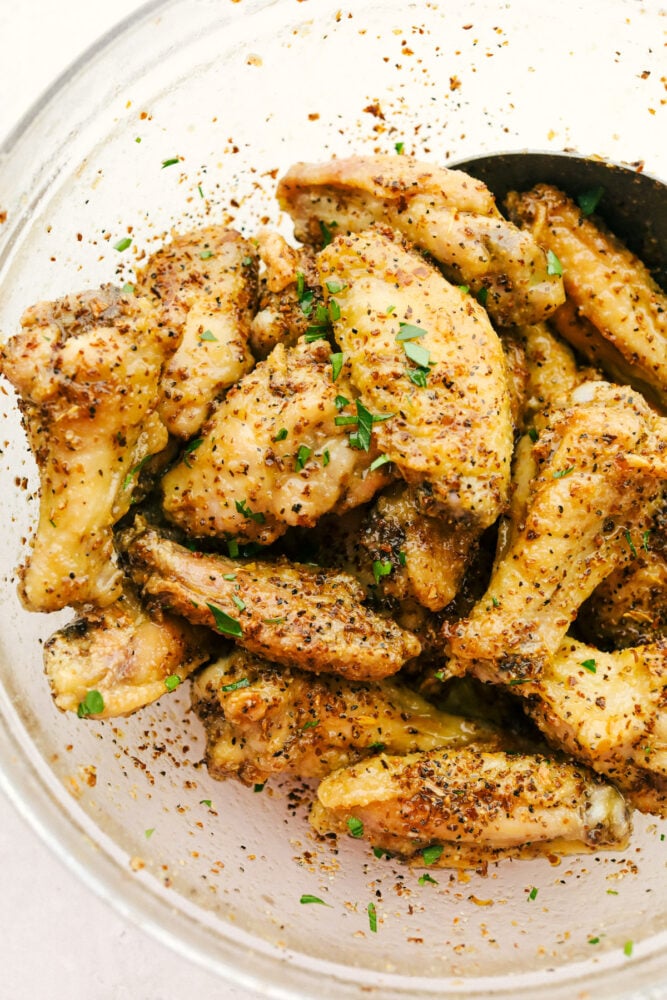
449,150,667,291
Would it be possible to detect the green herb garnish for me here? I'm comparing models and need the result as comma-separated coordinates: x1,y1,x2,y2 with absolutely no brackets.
422,844,443,866
235,498,265,523
273,428,288,442
199,329,218,342
396,322,427,341
330,352,344,382
77,690,105,718
581,659,597,673
372,559,393,584
207,604,243,638
113,237,132,252
319,220,337,246
369,454,391,472
346,816,364,838
418,873,439,886
553,467,575,479
367,901,378,933
300,894,331,906
221,677,250,692
528,886,539,901
577,186,604,216
546,249,563,276
164,675,181,691
161,157,180,168
295,444,312,471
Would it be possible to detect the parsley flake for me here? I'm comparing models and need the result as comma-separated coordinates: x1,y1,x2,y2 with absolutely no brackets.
113,237,132,253
372,559,393,584
346,816,364,838
403,340,431,368
577,185,604,216
547,249,563,276
367,901,378,933
221,677,250,692
418,873,439,886
182,437,203,468
302,719,319,730
330,352,344,382
253,783,265,793
319,220,337,246
369,454,391,472
476,287,488,306
624,940,634,957
334,395,350,410
553,467,575,479
164,675,181,691
207,604,243,638
235,499,265,523
528,886,539,901
199,249,214,260
77,690,104,718
161,157,180,168
322,449,330,467
422,844,443,866
295,444,312,471
273,428,288,442
396,322,428,341
407,367,429,388
394,141,405,154
199,329,218,342
121,282,135,294
581,659,597,673
300,894,330,906
325,279,346,294
624,529,638,557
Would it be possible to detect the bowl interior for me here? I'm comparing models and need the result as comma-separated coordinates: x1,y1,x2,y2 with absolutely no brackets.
0,1,666,997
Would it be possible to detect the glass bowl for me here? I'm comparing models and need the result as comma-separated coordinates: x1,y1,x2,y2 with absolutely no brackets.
0,1,665,997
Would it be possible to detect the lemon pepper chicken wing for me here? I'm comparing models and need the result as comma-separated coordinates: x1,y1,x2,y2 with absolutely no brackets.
310,748,631,867
249,232,322,358
277,155,566,326
121,521,421,680
192,648,499,785
44,585,213,718
161,337,392,546
507,183,667,410
0,287,170,612
135,226,257,439
317,226,514,529
448,381,667,684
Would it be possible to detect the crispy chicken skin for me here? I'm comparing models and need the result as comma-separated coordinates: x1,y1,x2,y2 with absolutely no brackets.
360,483,480,611
318,226,514,528
191,648,498,785
507,184,667,410
44,586,213,717
522,638,667,816
121,520,421,680
448,382,667,683
0,287,169,612
161,338,392,546
135,226,257,438
310,747,631,866
277,155,566,326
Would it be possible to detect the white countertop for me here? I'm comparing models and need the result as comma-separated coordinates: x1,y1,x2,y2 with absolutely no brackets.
0,2,260,996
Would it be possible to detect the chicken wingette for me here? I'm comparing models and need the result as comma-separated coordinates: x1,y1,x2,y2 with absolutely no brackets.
310,747,631,867
277,155,565,326
121,520,421,680
448,381,667,684
44,585,213,717
192,648,499,785
317,225,514,529
135,226,257,438
0,286,170,612
161,337,391,546
507,183,667,411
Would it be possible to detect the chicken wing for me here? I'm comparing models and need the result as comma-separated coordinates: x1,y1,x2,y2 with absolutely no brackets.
507,184,667,411
522,637,667,816
161,337,391,546
249,232,322,358
0,286,169,612
310,747,630,867
135,226,257,438
44,585,213,717
192,648,498,785
277,155,566,326
121,520,421,680
317,225,513,529
447,382,667,684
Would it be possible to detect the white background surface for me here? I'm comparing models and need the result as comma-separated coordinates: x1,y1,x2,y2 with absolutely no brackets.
0,2,260,996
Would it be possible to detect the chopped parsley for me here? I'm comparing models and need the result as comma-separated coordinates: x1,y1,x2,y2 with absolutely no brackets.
334,394,350,410
577,185,604,216
396,322,428,342
77,690,104,718
403,340,431,368
319,219,337,246
322,449,330,467
394,141,405,154
273,427,288,442
253,783,265,793
300,894,330,906
200,799,212,807
398,550,407,566
231,594,246,612
113,237,132,253
207,604,243,638
476,287,488,306
418,873,439,886
199,249,214,260
346,816,364,838
199,329,218,342
145,828,155,839
182,437,203,468
407,367,429,387
422,844,443,866
295,444,312,471
528,886,539,901
121,282,135,294
121,454,152,490
642,529,651,552
527,427,539,442
372,559,393,585
302,719,319,730
235,498,265,523
624,940,634,957
553,467,575,479
581,659,597,673
325,279,346,294
221,677,250,692
330,352,344,382
349,401,377,451
546,249,563,276
624,529,638,557
304,327,328,343
164,675,181,691
369,454,391,472
367,901,378,933
161,157,180,168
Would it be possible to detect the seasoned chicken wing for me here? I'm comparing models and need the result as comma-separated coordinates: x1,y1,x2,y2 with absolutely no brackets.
135,226,257,438
507,184,667,411
448,382,667,684
0,287,169,612
317,226,513,528
310,747,630,867
122,520,421,680
192,648,498,785
278,155,566,326
44,585,213,718
161,337,391,546
249,232,322,358
521,637,667,816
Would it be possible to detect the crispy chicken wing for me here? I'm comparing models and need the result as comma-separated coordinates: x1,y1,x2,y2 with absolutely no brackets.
44,585,213,717
192,648,498,785
507,184,667,411
122,520,421,680
317,226,513,528
249,232,322,358
0,287,169,612
278,155,565,326
161,337,391,546
521,637,667,816
310,747,630,867
135,226,257,438
448,382,667,684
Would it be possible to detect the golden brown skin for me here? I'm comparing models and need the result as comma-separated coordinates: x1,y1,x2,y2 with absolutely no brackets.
310,747,631,866
522,637,667,816
161,338,391,546
135,226,257,438
122,520,421,680
277,155,566,326
44,586,213,718
359,483,479,612
317,226,514,528
0,287,169,612
249,232,322,358
507,184,667,410
448,382,667,684
191,648,498,785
